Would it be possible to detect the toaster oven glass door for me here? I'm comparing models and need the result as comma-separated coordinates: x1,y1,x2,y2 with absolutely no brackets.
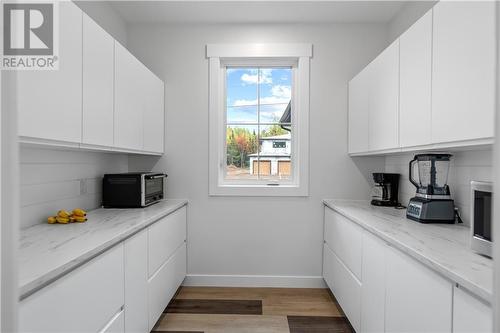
473,190,492,241
145,177,163,196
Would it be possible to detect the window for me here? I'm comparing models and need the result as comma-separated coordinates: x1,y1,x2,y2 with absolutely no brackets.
225,67,292,181
208,44,311,196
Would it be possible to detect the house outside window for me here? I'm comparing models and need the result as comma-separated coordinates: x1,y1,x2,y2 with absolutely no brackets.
207,44,311,196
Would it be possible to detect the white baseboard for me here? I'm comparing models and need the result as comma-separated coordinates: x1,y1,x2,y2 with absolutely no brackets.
183,274,327,288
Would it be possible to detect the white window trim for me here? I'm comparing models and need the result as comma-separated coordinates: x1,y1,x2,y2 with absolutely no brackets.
207,43,311,197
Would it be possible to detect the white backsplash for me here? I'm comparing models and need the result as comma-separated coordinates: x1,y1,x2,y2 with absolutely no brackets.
385,149,493,226
20,147,128,228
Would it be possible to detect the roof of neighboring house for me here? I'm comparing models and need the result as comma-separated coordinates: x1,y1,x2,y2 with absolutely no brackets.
280,101,291,132
259,133,291,140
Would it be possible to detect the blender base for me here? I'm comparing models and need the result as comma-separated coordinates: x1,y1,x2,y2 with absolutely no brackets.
406,197,456,224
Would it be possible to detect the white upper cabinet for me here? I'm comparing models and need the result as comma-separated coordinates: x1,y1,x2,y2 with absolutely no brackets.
142,68,165,153
17,2,82,144
368,40,399,151
399,10,432,148
431,1,496,144
114,41,145,151
82,13,114,147
348,67,371,154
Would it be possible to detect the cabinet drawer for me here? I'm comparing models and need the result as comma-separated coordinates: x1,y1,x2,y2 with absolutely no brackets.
148,243,187,330
19,244,125,333
101,309,125,333
323,244,361,332
148,207,187,276
324,207,363,279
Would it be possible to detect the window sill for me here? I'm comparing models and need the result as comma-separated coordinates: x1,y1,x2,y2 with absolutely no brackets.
209,184,309,197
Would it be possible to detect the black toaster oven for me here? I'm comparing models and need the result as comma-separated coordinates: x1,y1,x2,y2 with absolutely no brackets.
102,172,167,208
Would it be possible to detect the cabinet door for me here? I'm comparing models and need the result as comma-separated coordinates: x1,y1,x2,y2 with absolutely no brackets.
369,40,399,151
385,246,452,333
17,2,82,143
453,286,492,333
360,231,386,333
82,13,114,147
114,42,144,150
399,10,432,148
348,67,371,154
143,69,165,153
124,230,149,333
432,1,496,143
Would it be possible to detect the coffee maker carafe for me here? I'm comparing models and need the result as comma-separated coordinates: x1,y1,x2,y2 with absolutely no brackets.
406,154,455,223
371,173,400,207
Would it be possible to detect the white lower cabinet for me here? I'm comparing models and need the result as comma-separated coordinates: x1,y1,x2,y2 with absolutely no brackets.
385,246,452,333
323,206,492,333
453,286,492,333
360,231,386,333
149,243,187,330
19,244,125,333
19,206,187,333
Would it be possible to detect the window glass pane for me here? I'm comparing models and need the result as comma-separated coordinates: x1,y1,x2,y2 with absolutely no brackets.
259,125,292,180
259,68,292,123
226,68,258,123
225,125,259,180
260,103,290,123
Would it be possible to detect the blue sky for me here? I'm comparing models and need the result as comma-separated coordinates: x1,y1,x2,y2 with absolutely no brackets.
226,68,292,123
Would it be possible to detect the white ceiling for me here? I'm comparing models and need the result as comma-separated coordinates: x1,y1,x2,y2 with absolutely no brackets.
109,1,408,24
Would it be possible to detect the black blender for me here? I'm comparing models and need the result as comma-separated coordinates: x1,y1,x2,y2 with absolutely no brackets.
406,154,456,223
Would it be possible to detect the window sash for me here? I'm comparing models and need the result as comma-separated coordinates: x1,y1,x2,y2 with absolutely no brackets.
222,66,296,185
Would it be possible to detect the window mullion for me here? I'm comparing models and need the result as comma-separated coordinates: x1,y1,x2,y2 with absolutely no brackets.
257,67,261,181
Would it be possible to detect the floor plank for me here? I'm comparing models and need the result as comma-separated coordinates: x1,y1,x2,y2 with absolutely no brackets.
155,313,290,333
166,299,263,315
287,316,354,333
176,287,342,317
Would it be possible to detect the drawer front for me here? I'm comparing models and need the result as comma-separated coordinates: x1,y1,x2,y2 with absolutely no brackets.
324,207,363,279
148,207,187,276
148,243,187,330
20,244,125,333
101,310,125,333
323,244,361,332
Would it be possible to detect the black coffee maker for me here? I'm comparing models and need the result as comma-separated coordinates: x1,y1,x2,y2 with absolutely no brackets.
371,173,400,207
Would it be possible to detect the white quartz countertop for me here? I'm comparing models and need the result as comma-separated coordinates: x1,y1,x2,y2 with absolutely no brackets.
19,199,188,300
323,199,493,303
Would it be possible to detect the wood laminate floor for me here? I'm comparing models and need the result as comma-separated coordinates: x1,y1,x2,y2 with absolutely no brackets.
152,287,353,333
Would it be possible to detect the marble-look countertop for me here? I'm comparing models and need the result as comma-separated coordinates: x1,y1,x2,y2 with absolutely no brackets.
323,199,493,303
19,199,188,300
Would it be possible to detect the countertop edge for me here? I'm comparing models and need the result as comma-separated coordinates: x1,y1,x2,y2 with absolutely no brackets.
322,200,493,304
19,200,188,300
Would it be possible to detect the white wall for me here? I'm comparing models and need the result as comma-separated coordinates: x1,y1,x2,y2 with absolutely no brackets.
127,23,387,285
19,147,128,228
74,1,128,46
385,150,493,226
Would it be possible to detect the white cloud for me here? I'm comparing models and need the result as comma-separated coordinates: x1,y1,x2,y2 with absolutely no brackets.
271,85,291,99
240,69,273,85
